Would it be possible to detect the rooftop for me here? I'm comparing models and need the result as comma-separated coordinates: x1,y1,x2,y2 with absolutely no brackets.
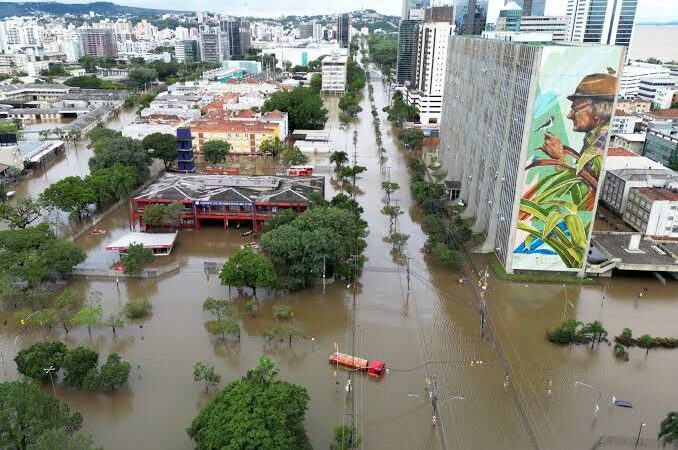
645,109,678,119
608,167,676,181
607,147,637,157
106,231,178,250
614,109,630,117
192,117,278,134
591,232,678,269
635,187,678,201
613,133,645,142
18,140,64,163
134,173,325,205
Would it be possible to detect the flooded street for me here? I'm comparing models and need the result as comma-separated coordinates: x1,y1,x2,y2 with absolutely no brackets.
1,68,677,450
12,108,138,201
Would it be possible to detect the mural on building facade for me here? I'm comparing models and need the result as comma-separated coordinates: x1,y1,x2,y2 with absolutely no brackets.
512,46,624,271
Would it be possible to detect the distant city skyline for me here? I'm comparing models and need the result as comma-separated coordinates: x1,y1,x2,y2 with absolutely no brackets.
2,0,675,23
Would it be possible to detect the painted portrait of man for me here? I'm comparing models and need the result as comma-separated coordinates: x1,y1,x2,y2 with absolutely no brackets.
511,46,623,272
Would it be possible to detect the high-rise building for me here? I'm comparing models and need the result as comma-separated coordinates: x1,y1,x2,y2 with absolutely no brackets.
438,36,624,275
78,28,117,58
64,34,83,63
454,0,488,35
511,0,545,16
313,23,323,41
402,0,431,19
497,2,522,31
519,16,569,41
337,13,350,49
406,7,454,124
221,18,251,58
175,40,200,63
299,22,314,39
199,29,229,63
566,0,639,47
396,19,419,86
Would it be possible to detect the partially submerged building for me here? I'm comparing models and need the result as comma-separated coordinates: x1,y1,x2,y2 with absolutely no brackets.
129,174,325,231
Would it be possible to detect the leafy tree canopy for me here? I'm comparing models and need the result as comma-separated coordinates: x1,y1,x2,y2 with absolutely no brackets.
0,381,85,449
14,341,68,383
121,242,154,275
89,137,152,181
219,248,277,297
202,140,231,165
262,86,328,130
40,176,96,219
187,356,311,450
142,132,177,169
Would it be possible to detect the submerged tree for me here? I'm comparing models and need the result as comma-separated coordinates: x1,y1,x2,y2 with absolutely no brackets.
193,362,222,392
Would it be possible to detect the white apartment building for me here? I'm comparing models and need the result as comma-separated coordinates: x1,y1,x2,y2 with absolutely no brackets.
481,31,554,42
624,187,678,238
566,0,638,47
321,53,347,94
406,20,453,124
611,109,642,134
638,76,678,103
618,63,670,99
519,16,569,41
653,88,677,110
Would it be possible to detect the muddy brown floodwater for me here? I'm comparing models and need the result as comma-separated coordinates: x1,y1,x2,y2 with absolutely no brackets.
1,67,677,450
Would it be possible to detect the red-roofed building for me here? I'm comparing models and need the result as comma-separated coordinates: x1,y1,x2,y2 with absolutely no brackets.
607,147,638,157
191,115,282,155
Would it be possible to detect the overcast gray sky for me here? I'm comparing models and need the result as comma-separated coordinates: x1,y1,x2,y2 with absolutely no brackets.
8,0,677,22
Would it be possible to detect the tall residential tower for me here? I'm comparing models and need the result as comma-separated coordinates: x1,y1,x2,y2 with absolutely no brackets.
566,0,639,47
438,36,624,275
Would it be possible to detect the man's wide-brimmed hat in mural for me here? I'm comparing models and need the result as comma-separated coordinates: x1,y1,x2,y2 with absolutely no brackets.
567,73,617,101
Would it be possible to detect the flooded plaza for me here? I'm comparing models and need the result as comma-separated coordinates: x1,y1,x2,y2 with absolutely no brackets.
0,67,677,450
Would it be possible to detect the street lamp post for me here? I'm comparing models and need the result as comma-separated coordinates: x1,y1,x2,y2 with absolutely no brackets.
574,381,601,418
635,420,646,447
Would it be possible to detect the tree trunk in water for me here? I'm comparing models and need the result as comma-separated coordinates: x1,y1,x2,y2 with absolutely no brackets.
62,323,69,334
87,325,91,335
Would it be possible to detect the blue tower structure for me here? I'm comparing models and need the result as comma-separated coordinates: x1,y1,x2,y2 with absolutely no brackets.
176,127,195,173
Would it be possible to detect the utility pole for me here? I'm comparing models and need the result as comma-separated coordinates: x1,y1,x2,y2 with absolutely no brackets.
405,256,412,293
44,366,57,397
478,267,489,339
322,255,326,294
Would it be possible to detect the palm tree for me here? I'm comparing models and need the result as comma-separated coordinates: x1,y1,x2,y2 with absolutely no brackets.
659,412,678,447
330,151,349,172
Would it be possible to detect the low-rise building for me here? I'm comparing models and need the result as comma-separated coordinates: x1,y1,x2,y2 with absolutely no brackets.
616,99,651,114
638,109,678,130
637,76,678,103
624,187,678,238
481,30,554,42
129,173,325,231
321,53,347,94
618,63,670,99
609,133,646,154
60,89,128,108
611,109,641,134
653,87,677,110
191,114,282,155
519,16,569,41
642,126,678,168
600,167,677,216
